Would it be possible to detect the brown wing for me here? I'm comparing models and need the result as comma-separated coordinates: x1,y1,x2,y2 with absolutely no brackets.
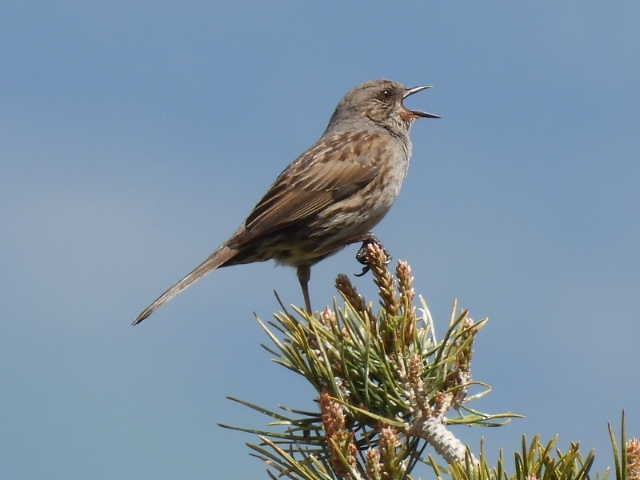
234,131,384,245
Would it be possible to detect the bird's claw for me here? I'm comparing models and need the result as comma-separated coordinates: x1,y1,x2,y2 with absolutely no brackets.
354,236,391,276
354,265,370,277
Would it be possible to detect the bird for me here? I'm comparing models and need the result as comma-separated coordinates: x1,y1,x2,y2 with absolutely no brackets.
133,79,438,325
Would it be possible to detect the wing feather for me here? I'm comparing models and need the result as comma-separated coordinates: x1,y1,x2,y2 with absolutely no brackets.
238,131,384,243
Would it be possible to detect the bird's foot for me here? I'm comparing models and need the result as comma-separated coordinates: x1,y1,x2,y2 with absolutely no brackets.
354,234,391,277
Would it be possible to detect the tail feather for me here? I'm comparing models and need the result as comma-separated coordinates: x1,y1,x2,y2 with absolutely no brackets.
133,245,237,325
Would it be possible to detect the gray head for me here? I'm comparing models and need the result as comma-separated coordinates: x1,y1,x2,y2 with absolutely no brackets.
325,79,439,136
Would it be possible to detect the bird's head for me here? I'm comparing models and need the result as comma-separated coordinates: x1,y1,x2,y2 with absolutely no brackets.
326,79,439,135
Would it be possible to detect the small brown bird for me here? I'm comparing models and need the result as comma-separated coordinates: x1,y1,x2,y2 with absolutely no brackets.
133,79,438,325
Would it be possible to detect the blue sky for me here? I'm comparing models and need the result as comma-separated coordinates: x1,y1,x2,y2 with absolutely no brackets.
1,1,638,478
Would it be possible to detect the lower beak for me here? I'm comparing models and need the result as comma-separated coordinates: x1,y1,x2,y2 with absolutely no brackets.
402,85,440,119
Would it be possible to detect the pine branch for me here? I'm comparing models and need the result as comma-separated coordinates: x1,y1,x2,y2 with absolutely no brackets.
221,249,635,479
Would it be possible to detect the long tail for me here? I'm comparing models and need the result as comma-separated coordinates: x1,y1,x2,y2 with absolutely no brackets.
132,245,237,325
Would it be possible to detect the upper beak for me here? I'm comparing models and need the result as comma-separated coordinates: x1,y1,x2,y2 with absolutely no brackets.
402,85,440,119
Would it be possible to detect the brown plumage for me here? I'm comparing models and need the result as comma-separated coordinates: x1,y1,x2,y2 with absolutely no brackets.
133,79,438,325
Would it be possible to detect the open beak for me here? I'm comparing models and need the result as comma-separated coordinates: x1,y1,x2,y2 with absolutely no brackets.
402,85,440,119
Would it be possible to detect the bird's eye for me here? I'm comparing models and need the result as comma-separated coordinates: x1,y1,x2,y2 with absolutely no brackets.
378,88,393,101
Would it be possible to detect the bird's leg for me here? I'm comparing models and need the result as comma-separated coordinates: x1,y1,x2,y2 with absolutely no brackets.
297,265,312,314
353,233,391,277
